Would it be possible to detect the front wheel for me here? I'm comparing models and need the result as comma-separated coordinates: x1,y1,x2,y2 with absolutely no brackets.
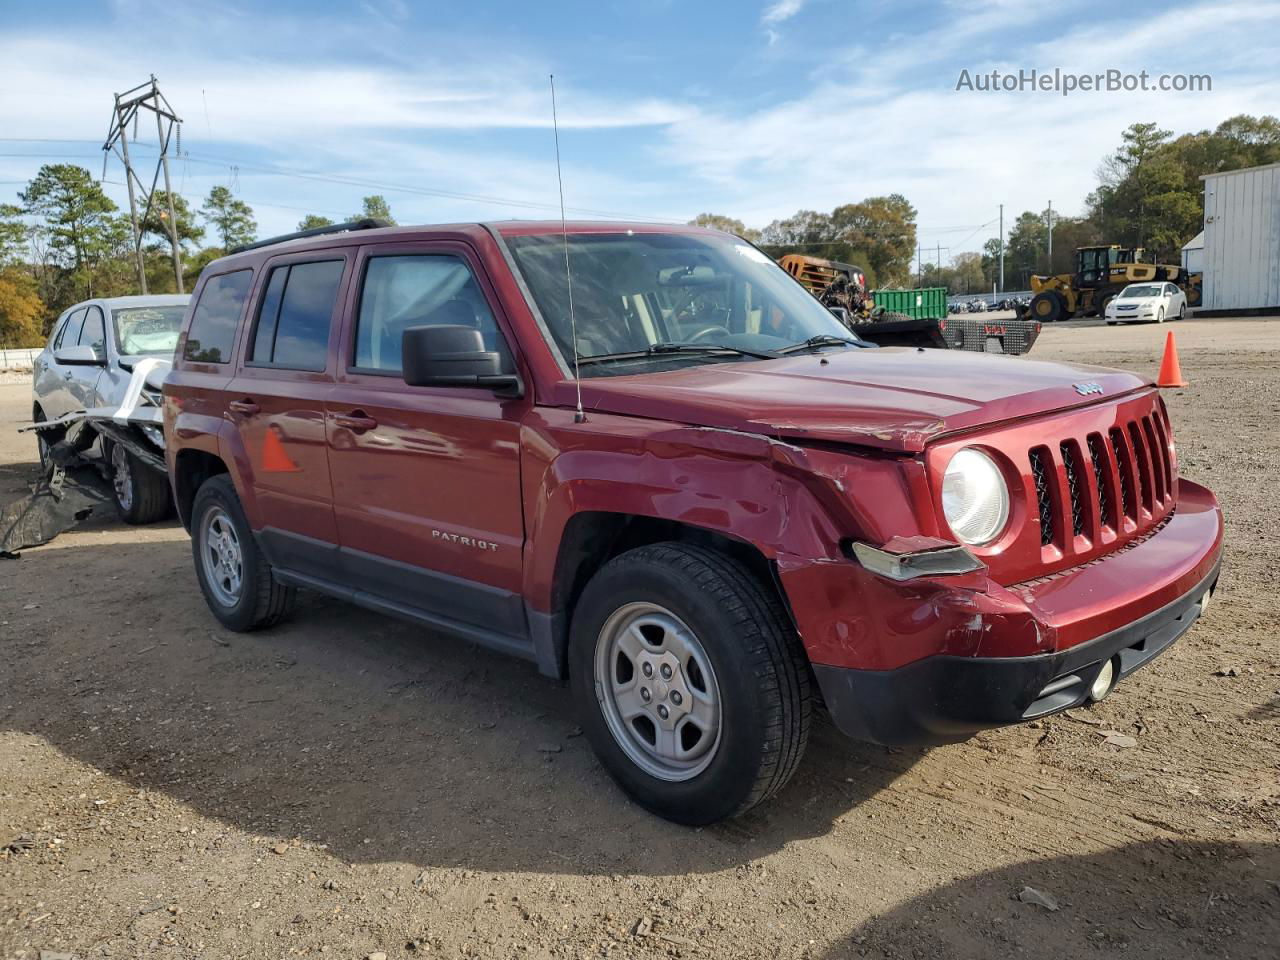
1155,307,1166,324
570,542,811,825
108,441,171,524
33,407,61,470
1177,304,1186,321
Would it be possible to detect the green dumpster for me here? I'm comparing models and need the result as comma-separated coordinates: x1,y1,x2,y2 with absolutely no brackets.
872,287,948,320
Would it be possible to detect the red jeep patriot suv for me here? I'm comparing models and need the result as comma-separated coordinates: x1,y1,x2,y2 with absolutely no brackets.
165,219,1222,825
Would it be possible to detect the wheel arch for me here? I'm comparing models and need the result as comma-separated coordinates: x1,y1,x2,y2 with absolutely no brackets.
172,448,230,531
531,511,792,681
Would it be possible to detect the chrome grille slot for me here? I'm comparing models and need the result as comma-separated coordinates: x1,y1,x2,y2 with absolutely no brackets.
1128,421,1154,514
1087,434,1113,530
1060,441,1085,538
1029,446,1055,546
1109,427,1135,521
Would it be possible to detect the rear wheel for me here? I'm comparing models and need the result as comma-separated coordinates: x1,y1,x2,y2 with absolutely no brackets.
1094,288,1121,318
191,474,295,631
570,542,811,825
108,441,170,524
1029,291,1066,323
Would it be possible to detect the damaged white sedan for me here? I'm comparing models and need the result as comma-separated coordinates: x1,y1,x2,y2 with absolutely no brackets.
30,295,187,523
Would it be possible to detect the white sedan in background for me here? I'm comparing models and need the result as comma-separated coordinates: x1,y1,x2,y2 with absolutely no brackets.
1105,282,1187,325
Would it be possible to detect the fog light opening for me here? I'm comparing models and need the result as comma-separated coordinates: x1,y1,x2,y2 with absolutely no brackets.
1089,658,1118,703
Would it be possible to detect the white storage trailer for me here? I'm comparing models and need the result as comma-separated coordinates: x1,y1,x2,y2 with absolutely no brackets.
1200,161,1280,312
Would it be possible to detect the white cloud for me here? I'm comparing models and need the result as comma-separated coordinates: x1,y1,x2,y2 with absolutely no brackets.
761,0,805,25
660,0,1280,251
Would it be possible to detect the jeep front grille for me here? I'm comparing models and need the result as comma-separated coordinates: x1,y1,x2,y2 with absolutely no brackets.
1027,410,1174,554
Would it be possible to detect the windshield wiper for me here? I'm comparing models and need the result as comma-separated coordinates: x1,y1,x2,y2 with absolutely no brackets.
578,342,779,365
778,334,867,355
646,342,780,360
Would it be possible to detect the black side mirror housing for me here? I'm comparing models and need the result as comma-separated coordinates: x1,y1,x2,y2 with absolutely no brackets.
828,306,851,327
401,325,523,398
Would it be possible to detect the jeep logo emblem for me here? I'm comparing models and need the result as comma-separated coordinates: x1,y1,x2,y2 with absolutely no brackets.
1073,381,1104,396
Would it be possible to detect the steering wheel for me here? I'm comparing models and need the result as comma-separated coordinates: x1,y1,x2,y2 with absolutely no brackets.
687,325,732,343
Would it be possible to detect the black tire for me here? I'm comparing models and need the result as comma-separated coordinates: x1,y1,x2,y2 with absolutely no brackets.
106,440,171,525
570,542,811,825
1177,304,1185,321
1155,306,1165,324
32,406,61,470
1106,321,1118,326
1029,291,1066,323
1094,288,1121,318
190,474,295,631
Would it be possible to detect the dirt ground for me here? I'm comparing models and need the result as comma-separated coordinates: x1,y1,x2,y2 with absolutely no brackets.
2,317,1277,960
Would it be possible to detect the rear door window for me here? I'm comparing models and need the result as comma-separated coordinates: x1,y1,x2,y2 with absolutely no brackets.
79,305,106,359
185,270,253,363
249,260,343,371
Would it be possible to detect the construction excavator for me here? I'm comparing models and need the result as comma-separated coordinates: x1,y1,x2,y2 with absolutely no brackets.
1026,245,1203,323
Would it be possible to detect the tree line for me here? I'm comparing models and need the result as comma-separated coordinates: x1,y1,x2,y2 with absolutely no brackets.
0,165,395,347
694,114,1280,296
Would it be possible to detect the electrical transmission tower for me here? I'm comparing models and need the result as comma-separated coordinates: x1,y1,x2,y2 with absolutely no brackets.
103,76,184,294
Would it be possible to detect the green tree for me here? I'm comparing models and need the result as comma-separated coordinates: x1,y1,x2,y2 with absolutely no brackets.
201,186,257,249
297,214,335,231
354,195,395,224
141,190,204,252
829,194,917,286
688,213,761,242
19,164,118,271
0,204,26,265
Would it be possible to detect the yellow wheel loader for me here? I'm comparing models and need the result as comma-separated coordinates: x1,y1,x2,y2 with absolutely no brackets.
1027,245,1203,323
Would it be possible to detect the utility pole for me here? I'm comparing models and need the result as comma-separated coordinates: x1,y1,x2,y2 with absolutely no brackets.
1046,200,1053,274
104,76,185,294
998,203,1004,293
917,243,922,286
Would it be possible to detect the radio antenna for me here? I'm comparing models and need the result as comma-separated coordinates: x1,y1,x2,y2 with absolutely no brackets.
550,74,586,424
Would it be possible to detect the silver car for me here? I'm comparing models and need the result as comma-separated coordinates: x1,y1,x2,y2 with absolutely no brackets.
32,294,189,523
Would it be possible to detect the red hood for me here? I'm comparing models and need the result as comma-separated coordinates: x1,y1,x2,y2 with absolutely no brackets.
563,348,1149,452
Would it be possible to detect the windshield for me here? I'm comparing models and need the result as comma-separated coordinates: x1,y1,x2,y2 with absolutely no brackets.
1119,285,1161,299
504,231,858,376
113,305,188,356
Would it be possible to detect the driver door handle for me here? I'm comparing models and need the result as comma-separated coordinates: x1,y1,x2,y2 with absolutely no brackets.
334,411,378,433
228,399,260,416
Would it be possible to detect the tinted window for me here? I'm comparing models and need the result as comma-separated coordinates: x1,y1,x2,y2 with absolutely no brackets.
354,255,505,372
79,306,106,359
57,308,87,351
249,260,341,371
185,270,253,363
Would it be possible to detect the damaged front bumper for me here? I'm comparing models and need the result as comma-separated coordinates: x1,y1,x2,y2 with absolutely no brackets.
781,479,1224,746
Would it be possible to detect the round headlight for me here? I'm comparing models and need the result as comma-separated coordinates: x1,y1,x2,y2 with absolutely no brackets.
942,448,1009,546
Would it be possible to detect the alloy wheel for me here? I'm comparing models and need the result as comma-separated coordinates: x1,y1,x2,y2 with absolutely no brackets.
111,444,134,512
593,601,723,781
200,506,244,607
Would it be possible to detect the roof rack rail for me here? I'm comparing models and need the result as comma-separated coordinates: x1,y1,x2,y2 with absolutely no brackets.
228,217,393,255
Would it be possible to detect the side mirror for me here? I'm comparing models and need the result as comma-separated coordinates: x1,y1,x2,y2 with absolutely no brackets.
828,306,851,326
54,344,105,366
402,325,523,398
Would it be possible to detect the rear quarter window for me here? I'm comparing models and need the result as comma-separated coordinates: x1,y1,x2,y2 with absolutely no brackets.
184,270,253,363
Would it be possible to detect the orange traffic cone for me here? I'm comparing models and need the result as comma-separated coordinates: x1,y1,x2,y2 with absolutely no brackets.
1156,332,1187,388
262,427,301,472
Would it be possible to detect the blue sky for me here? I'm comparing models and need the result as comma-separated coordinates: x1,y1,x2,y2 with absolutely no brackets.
2,0,1276,259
